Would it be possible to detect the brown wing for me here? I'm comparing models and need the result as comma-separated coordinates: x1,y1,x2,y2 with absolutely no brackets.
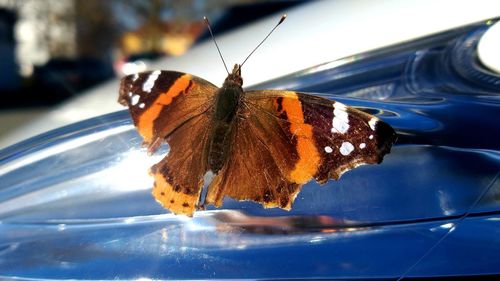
119,71,218,216
204,110,301,210
243,90,397,183
119,71,218,153
149,112,212,216
205,90,396,210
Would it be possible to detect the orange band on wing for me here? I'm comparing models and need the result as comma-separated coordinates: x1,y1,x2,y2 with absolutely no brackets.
151,172,198,216
281,93,320,184
138,74,192,142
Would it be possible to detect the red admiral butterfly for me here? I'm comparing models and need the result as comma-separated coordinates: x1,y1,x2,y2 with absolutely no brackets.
118,15,397,216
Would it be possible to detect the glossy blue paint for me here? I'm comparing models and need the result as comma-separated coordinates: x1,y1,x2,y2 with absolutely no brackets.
0,20,499,280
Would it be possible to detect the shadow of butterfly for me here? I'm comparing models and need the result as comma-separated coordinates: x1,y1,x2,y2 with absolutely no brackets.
118,15,397,216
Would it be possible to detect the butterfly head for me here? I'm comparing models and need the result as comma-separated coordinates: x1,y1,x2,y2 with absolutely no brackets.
206,14,286,90
223,64,243,88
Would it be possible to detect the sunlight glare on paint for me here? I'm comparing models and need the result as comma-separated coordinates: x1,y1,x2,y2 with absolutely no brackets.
104,149,164,192
439,222,456,232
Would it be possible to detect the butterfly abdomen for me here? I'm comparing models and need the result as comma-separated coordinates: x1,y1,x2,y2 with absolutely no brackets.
207,122,232,172
207,84,243,173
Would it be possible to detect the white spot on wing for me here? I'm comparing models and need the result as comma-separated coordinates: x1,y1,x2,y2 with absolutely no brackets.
331,102,349,134
133,73,139,81
369,135,374,140
359,143,366,149
131,94,140,105
324,146,333,153
142,70,161,93
369,117,378,131
139,103,145,108
127,91,133,97
339,141,354,156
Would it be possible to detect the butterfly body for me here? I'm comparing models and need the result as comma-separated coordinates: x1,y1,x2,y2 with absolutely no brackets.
208,64,244,172
119,65,397,216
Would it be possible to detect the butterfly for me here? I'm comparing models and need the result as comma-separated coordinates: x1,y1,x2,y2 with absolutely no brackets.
118,15,397,216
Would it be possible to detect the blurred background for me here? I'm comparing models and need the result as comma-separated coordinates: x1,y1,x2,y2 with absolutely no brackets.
0,0,498,149
0,0,304,147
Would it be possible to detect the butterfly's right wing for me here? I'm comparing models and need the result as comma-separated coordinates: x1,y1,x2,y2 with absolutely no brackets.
244,90,397,183
205,90,396,210
119,71,218,153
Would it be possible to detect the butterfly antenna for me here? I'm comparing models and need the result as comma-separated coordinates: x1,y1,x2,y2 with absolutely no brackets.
204,16,230,75
240,14,286,68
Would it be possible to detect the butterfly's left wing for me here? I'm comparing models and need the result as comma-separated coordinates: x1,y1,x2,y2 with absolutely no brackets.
119,71,218,216
119,70,218,153
149,112,212,216
205,90,396,210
